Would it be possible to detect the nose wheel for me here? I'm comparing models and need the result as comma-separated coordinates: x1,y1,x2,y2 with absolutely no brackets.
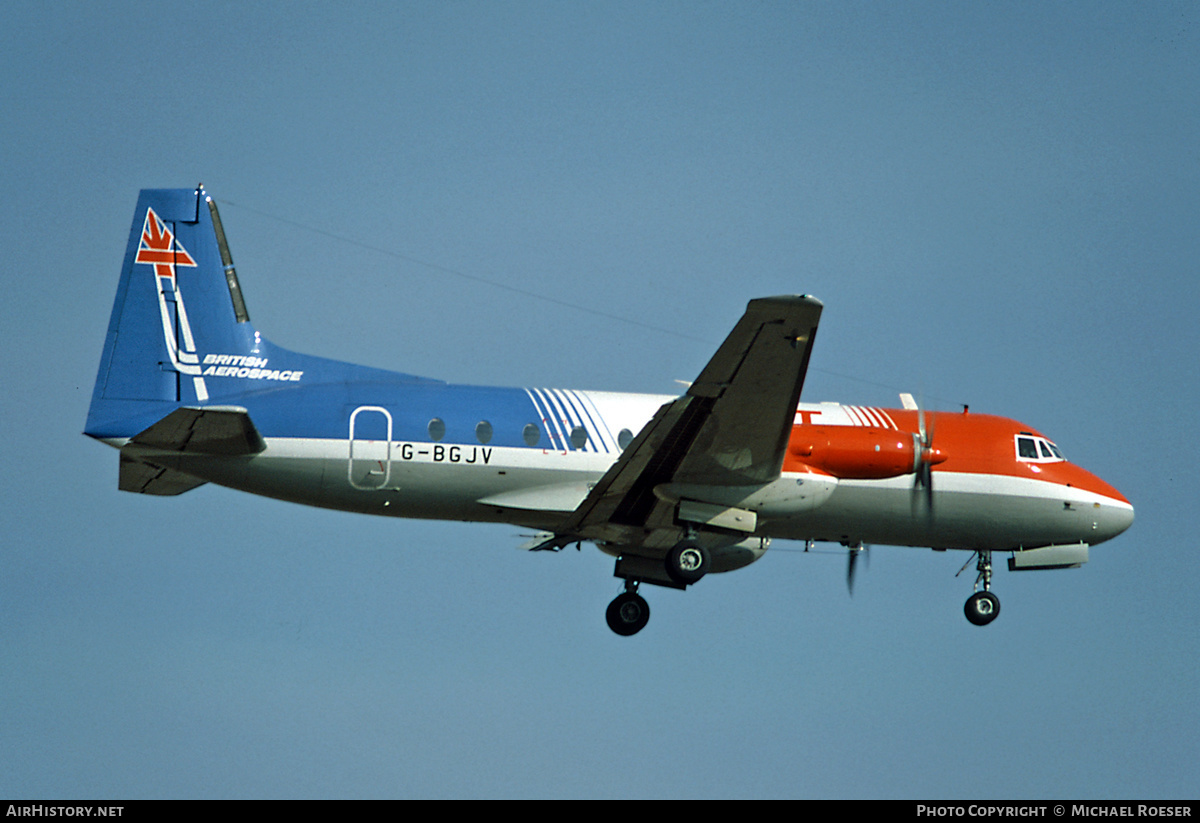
965,590,1000,625
606,581,650,636
962,550,1001,626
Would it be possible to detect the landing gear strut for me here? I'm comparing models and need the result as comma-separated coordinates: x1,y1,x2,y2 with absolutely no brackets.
963,551,1001,626
606,580,650,636
606,537,711,636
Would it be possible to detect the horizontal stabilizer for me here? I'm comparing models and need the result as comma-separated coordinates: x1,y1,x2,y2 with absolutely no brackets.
116,406,264,495
119,454,207,495
128,406,266,455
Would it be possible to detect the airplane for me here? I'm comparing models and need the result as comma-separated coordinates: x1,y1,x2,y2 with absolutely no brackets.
84,187,1135,636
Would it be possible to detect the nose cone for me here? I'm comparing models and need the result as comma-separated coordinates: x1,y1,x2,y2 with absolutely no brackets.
1094,495,1135,544
1080,470,1134,544
1054,461,1134,545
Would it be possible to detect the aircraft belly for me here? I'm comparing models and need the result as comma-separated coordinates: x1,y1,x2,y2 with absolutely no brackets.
133,437,596,529
219,437,602,527
141,443,328,507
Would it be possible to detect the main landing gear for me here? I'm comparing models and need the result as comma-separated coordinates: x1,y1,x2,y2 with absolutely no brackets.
606,581,650,636
963,550,1001,626
665,538,710,585
605,539,711,636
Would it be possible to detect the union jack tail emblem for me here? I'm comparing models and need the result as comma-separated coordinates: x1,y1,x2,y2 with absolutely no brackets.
135,207,197,278
134,207,208,401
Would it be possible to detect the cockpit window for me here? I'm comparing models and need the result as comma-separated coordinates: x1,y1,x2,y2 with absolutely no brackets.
1017,437,1038,459
1015,435,1066,463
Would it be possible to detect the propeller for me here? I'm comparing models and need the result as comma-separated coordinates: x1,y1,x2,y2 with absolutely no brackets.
910,395,942,521
846,542,869,595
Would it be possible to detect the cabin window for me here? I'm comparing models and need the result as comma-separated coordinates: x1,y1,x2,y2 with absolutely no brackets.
428,418,445,442
570,425,588,450
618,429,634,450
475,420,493,444
523,423,541,447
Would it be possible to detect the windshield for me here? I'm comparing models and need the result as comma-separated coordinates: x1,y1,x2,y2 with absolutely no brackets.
1015,434,1066,463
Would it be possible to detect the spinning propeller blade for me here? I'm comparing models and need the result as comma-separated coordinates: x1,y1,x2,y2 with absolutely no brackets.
912,395,939,520
846,543,868,595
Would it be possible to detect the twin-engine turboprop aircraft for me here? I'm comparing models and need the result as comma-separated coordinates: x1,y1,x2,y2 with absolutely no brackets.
85,187,1134,635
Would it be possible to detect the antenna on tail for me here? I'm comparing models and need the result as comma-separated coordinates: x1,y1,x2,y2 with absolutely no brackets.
200,185,251,323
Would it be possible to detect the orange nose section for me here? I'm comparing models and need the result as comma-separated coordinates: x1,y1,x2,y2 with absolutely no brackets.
1056,461,1132,508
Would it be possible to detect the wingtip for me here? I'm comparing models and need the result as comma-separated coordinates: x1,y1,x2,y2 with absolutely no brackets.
748,294,824,309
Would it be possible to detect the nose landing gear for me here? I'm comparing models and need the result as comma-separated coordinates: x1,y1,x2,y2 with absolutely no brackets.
962,550,1001,626
965,590,1001,625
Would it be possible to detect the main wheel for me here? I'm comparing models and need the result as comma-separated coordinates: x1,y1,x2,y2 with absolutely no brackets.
606,591,650,636
666,539,710,585
964,590,1001,626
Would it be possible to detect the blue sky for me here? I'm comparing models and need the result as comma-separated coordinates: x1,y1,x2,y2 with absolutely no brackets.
2,1,1197,799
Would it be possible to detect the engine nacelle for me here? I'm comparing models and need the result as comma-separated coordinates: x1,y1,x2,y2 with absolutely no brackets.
787,425,944,480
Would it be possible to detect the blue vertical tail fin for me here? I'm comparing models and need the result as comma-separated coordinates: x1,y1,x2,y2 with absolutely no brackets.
86,187,268,436
86,186,439,442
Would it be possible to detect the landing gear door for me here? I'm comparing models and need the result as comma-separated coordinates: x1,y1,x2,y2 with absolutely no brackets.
348,406,392,490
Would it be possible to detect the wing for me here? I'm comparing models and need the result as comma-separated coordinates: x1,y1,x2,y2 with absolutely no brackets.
550,295,822,551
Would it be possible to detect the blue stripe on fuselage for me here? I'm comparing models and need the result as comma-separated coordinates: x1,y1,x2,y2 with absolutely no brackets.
90,366,596,452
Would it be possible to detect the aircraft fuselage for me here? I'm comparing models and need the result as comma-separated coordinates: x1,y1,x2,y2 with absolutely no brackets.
104,381,1134,555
